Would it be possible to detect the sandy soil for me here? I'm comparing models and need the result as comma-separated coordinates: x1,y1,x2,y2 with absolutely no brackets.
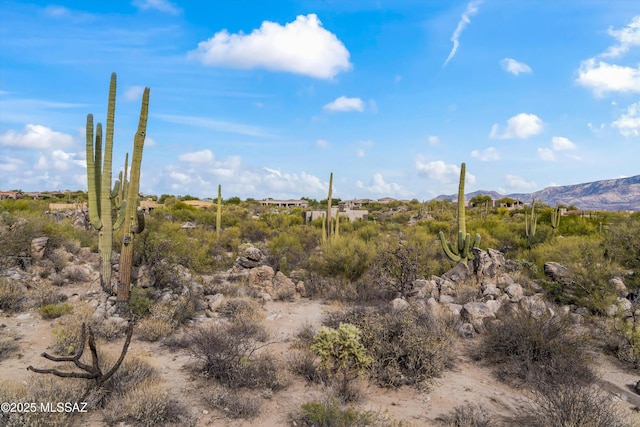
2,287,640,426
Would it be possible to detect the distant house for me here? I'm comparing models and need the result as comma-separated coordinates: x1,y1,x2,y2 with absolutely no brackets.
183,199,214,209
140,199,162,213
259,199,310,208
303,207,368,223
339,199,372,209
377,197,397,204
48,202,87,211
0,191,22,200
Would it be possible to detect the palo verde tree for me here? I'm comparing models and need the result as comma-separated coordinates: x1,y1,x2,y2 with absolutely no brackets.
438,162,481,263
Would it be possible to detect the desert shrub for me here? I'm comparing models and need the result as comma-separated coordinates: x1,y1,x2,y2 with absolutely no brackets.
267,226,319,274
38,303,73,319
62,265,90,283
0,375,84,427
325,306,454,388
33,285,67,307
313,237,374,282
47,248,71,272
50,306,93,355
289,350,329,384
298,399,378,427
603,215,640,287
218,297,265,322
136,317,174,342
128,286,154,318
374,243,419,298
0,278,26,311
436,403,496,427
475,307,594,390
0,329,20,362
609,297,640,368
103,378,192,427
512,382,631,427
188,321,286,390
203,386,262,419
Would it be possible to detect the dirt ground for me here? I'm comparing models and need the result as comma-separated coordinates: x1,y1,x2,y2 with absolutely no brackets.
1,280,640,426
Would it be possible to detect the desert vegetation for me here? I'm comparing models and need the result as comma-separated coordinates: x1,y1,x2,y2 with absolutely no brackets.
1,172,639,425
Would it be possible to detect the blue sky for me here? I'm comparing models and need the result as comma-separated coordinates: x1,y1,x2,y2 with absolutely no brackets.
0,0,639,200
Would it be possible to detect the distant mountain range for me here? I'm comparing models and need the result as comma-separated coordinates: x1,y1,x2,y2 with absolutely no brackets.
434,175,640,211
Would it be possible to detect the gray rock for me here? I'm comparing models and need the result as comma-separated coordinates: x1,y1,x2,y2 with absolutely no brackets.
609,277,628,298
31,237,49,260
390,298,410,312
205,293,225,311
505,284,524,302
461,301,495,332
544,262,569,282
458,322,476,338
443,262,471,283
481,283,500,299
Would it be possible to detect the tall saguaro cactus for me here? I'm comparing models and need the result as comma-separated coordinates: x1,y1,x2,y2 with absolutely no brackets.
551,205,561,236
216,184,222,238
326,172,333,241
438,162,481,263
525,199,538,238
117,85,149,303
86,73,125,292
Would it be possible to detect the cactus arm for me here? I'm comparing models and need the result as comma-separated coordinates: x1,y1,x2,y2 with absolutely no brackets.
460,232,471,259
85,114,102,230
439,231,462,263
117,86,149,303
133,209,145,234
113,200,126,230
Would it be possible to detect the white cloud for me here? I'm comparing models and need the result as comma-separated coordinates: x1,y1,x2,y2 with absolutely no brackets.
500,58,532,75
551,136,577,150
415,159,475,185
124,86,145,101
0,124,74,149
356,148,366,157
490,113,543,139
576,59,640,97
612,102,640,136
428,135,440,145
0,156,24,172
169,171,191,184
576,17,640,97
356,173,410,197
178,149,214,163
316,139,330,148
471,146,500,161
603,16,640,58
443,0,483,67
132,0,181,14
189,14,351,79
537,147,556,162
505,174,537,191
323,96,365,112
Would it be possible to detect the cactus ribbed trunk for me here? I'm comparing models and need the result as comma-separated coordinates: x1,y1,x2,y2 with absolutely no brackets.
438,162,480,263
216,184,222,238
117,86,149,303
326,172,333,240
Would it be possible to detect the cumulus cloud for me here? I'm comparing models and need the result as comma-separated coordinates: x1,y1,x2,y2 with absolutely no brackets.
415,159,475,185
602,16,640,58
576,16,640,97
323,96,365,112
357,173,410,197
428,135,440,145
537,147,556,162
490,113,543,139
500,58,532,75
505,175,537,191
576,59,640,97
551,136,577,150
0,124,74,149
443,0,483,67
471,146,500,161
356,148,366,157
189,14,351,79
612,102,640,136
132,0,181,14
316,139,330,148
178,149,214,163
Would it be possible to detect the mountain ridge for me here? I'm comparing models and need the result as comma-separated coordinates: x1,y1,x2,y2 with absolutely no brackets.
434,175,640,211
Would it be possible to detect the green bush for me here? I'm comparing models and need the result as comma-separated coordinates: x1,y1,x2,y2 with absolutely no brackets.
0,278,25,312
313,237,374,282
299,400,377,427
38,303,73,319
128,286,154,318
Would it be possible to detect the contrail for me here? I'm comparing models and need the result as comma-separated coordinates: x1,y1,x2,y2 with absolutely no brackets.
443,0,483,67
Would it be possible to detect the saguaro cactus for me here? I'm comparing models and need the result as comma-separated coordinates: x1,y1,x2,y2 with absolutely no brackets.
525,199,538,238
438,162,480,263
117,85,149,303
551,205,561,235
86,73,126,292
216,184,222,238
326,172,333,240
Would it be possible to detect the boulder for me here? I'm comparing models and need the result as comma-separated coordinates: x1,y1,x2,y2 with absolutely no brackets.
609,277,628,298
472,248,506,282
205,293,225,311
519,294,549,318
295,281,307,297
411,279,439,300
249,265,275,295
31,237,49,260
461,302,495,332
544,262,569,283
505,284,524,302
442,262,471,284
273,271,297,300
235,245,264,269
457,323,476,338
481,283,501,299
390,298,410,312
